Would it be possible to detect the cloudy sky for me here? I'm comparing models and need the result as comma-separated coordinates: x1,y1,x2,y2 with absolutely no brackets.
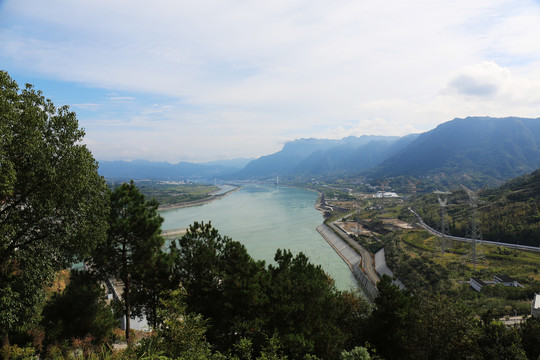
1,0,540,163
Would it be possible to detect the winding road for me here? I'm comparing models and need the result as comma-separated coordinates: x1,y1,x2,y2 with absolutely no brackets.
409,207,540,253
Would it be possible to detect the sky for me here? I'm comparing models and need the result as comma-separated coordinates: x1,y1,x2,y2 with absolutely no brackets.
1,0,540,163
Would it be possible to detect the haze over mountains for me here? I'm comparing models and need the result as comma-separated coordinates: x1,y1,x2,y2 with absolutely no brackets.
99,116,540,185
97,158,252,180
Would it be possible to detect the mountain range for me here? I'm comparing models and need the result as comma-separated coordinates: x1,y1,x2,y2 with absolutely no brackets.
369,116,540,181
99,116,540,186
233,116,540,185
97,158,252,180
231,135,419,179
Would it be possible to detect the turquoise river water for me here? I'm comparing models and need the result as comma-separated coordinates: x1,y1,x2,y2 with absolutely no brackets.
159,184,357,291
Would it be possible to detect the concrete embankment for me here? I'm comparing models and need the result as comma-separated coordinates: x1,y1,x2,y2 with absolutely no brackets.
374,248,406,290
317,223,379,301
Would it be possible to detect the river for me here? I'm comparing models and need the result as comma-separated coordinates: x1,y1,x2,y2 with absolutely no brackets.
160,184,357,291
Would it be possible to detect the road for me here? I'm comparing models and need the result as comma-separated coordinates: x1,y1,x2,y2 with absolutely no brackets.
409,207,540,253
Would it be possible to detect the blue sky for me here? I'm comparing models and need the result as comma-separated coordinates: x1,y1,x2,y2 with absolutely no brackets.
2,0,540,163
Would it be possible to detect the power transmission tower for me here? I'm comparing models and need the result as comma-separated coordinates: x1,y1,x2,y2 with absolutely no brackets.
434,190,451,253
461,185,485,267
355,200,360,236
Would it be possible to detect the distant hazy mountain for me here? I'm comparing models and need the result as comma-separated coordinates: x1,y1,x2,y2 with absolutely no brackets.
99,116,540,183
203,158,253,169
369,116,540,183
232,135,418,179
97,159,248,180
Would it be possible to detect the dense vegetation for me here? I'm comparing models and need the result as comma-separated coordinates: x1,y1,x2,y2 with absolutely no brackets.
367,116,540,187
412,169,540,246
0,71,109,344
131,181,219,206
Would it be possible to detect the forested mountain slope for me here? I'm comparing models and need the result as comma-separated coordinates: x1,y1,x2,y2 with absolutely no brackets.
412,169,540,246
232,135,417,179
369,117,540,185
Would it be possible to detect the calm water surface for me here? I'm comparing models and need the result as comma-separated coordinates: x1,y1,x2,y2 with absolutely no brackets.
160,184,357,291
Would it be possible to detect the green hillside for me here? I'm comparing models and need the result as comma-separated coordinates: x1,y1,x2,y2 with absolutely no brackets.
412,169,540,246
369,117,540,188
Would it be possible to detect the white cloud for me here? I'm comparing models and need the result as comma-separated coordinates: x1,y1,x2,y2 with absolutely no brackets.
2,0,540,162
443,61,511,97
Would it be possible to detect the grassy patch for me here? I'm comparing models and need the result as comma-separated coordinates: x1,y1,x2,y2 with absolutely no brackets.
130,181,219,206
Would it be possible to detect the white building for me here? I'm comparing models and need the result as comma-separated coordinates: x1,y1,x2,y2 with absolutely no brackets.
494,274,519,287
375,191,399,198
532,294,540,318
470,277,487,292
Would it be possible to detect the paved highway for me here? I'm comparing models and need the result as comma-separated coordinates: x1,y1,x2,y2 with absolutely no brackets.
409,207,540,253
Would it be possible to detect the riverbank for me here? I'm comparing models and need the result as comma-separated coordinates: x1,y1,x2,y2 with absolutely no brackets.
158,186,241,211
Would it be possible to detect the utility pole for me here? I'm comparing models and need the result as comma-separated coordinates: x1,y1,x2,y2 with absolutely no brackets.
461,185,485,267
434,190,451,253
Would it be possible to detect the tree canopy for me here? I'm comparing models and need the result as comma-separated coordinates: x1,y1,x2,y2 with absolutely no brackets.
0,71,109,338
91,180,164,343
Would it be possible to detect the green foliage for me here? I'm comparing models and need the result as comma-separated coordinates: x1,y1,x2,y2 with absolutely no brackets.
91,181,164,343
257,334,288,360
384,234,451,292
0,71,109,337
173,223,369,360
40,270,117,349
368,276,413,360
340,347,370,360
132,181,219,206
267,250,352,360
403,295,479,360
365,277,530,360
137,290,217,360
477,320,527,360
132,250,177,329
0,344,37,359
519,317,540,360
413,170,540,247
173,222,269,350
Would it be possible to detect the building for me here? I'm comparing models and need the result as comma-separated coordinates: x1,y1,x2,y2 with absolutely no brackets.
470,277,487,292
494,274,519,287
532,294,540,318
375,191,399,198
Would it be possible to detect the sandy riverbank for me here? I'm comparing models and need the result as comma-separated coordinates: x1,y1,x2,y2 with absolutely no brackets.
157,186,241,211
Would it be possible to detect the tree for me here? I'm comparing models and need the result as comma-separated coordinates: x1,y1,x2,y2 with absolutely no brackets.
132,248,177,329
137,289,220,360
173,222,269,350
266,250,351,360
91,181,164,343
404,295,479,360
340,347,371,360
477,319,527,360
41,270,117,348
520,316,540,360
0,71,109,342
367,275,413,360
